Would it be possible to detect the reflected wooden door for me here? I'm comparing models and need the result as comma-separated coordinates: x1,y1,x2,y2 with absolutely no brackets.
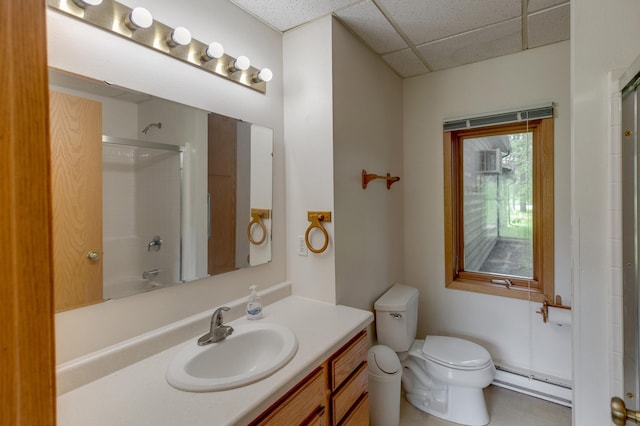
50,90,103,311
208,112,238,275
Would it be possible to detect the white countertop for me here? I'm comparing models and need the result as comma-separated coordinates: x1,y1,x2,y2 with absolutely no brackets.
57,296,373,426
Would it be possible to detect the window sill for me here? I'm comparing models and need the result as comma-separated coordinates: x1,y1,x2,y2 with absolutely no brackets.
446,279,547,303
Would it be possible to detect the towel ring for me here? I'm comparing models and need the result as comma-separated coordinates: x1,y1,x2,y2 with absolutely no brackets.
247,209,270,245
305,211,331,254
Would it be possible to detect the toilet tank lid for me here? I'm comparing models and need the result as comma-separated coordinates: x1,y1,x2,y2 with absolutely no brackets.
374,283,419,311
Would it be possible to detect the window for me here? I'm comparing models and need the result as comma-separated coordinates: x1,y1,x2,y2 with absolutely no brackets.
443,116,554,302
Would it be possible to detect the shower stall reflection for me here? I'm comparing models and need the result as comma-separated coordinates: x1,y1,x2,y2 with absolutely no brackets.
102,137,183,299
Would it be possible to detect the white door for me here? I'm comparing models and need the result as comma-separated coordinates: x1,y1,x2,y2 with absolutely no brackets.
613,78,640,425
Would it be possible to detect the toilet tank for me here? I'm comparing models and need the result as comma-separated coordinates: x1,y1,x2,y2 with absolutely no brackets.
374,284,419,352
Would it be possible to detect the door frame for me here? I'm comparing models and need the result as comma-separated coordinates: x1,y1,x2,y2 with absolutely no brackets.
0,1,56,424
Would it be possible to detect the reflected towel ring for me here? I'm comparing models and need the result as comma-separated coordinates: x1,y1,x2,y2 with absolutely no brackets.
247,209,270,245
305,211,332,254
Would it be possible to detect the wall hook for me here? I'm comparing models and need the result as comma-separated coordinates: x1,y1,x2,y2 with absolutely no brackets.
535,295,572,323
385,173,400,189
305,211,331,254
247,208,271,245
362,169,400,190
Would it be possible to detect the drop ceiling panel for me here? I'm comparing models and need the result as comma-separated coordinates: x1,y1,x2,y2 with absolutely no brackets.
528,4,570,49
229,0,360,31
228,0,571,78
382,48,429,78
528,0,568,13
417,18,522,71
376,0,521,45
335,0,407,54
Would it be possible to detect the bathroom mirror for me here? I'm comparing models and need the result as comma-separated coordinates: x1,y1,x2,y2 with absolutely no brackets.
49,68,273,311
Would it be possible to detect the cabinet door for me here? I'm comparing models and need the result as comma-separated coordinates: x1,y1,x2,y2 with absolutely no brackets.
50,90,103,312
306,407,328,426
338,394,368,426
256,368,327,426
331,363,368,425
329,331,368,390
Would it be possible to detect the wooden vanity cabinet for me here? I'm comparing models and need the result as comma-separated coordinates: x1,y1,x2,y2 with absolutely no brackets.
326,330,369,426
251,329,369,426
251,367,328,426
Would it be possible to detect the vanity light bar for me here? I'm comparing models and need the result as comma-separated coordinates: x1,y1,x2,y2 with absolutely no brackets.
47,0,270,93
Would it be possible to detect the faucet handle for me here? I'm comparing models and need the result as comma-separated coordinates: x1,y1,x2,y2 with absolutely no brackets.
212,306,230,326
199,306,232,346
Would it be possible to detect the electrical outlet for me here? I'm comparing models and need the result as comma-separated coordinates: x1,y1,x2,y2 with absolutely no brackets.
297,235,308,256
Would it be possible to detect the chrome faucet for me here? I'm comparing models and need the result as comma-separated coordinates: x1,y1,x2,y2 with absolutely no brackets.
198,306,233,346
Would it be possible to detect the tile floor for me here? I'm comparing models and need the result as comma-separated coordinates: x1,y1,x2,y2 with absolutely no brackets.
399,385,572,425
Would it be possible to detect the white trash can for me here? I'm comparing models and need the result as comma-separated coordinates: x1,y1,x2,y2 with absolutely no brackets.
368,345,402,426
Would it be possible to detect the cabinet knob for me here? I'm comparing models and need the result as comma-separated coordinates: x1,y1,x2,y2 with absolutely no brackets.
87,251,100,262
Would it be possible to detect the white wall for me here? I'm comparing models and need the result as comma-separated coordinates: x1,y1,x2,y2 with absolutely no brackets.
283,17,336,303
331,20,404,312
571,1,640,424
404,41,572,381
48,0,285,364
283,16,405,310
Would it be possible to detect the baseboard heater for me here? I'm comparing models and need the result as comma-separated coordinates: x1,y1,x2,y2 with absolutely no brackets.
492,364,572,408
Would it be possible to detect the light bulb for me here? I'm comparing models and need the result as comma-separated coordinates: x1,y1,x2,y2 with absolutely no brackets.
202,42,224,61
254,68,273,83
72,0,103,7
126,7,153,30
230,55,250,72
168,27,192,47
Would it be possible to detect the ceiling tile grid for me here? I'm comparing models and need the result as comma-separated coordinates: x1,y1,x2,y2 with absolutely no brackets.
528,0,569,13
376,0,522,45
334,0,407,54
528,3,570,49
229,0,570,78
417,18,522,71
382,48,430,77
230,0,362,31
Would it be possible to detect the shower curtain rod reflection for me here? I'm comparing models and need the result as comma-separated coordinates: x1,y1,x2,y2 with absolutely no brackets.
102,135,184,152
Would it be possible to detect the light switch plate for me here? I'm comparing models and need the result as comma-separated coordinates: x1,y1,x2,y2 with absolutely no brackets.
297,235,308,256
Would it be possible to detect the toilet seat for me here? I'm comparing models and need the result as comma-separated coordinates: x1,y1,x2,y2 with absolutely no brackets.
419,336,493,370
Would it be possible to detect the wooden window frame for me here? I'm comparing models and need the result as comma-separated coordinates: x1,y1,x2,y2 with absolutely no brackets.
443,118,554,302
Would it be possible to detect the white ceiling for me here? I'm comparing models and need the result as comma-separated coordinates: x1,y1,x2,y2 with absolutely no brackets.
229,0,570,78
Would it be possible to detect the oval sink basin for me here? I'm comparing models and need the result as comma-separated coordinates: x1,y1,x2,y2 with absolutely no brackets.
166,322,298,392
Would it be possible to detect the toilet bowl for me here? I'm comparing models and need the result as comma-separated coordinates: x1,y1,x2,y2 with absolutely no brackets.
374,284,495,426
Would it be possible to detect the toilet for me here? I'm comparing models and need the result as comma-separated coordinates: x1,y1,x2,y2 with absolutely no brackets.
374,284,495,426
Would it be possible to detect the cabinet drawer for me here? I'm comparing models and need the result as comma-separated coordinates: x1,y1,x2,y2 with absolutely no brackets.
331,362,368,425
329,330,368,390
338,394,369,426
256,367,326,426
307,406,329,426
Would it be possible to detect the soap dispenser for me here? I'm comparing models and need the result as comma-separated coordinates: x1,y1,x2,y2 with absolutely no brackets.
246,285,263,320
